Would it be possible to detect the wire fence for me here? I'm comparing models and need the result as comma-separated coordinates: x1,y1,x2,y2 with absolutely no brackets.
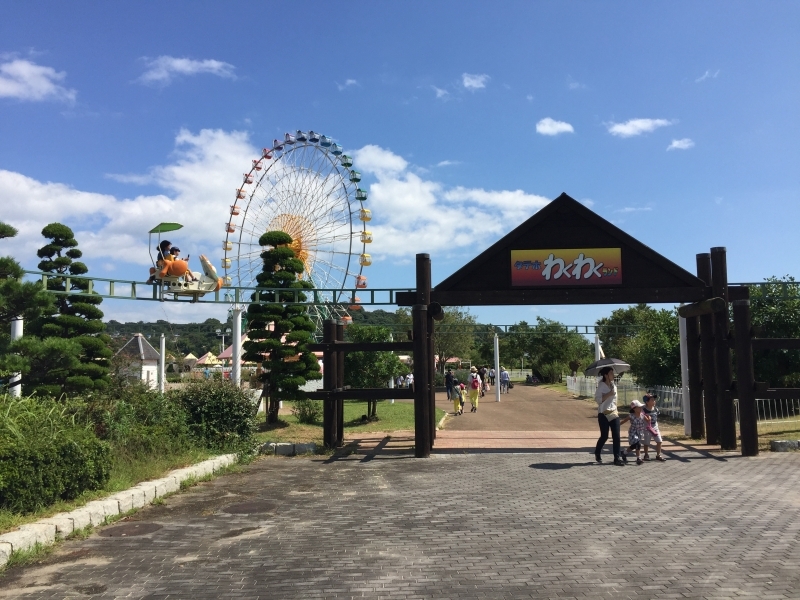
565,376,800,436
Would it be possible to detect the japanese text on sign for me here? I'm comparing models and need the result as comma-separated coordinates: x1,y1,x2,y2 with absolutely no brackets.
511,248,622,286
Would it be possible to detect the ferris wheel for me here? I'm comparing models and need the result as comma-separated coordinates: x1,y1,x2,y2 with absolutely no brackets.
222,130,373,337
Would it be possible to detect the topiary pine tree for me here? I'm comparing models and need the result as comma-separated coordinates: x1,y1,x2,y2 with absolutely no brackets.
0,221,58,393
29,223,111,395
243,231,321,424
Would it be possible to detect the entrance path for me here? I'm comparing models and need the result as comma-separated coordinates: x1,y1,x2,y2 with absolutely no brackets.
3,451,799,598
343,385,717,455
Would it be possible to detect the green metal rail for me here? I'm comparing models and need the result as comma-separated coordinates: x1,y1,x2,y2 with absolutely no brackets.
23,270,412,306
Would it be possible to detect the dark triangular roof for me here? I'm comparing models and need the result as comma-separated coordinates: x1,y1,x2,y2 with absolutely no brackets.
430,193,707,306
116,333,161,361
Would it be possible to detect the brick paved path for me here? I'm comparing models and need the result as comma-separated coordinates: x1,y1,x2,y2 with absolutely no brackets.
3,451,800,599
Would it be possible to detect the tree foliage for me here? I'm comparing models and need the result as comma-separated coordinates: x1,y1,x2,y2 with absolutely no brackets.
22,223,112,395
344,324,405,419
749,276,800,386
595,304,651,361
622,308,681,387
396,306,476,372
0,222,56,393
503,318,594,382
243,231,321,424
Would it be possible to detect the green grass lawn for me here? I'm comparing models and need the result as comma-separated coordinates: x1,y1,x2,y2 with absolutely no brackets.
255,400,445,446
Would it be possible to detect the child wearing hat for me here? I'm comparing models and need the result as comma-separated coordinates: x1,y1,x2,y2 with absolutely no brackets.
621,400,647,464
642,393,666,461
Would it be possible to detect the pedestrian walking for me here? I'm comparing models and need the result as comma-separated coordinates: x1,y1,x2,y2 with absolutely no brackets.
468,366,481,412
445,369,455,400
620,400,646,464
499,366,510,393
594,366,624,466
489,368,495,385
642,393,666,462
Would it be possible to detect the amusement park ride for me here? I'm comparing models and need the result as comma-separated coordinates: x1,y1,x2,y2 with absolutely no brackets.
145,130,373,330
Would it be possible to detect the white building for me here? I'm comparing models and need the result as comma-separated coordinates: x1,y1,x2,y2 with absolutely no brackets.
115,333,161,390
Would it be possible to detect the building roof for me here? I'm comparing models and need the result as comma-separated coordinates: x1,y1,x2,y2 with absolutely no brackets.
196,352,221,365
115,333,161,361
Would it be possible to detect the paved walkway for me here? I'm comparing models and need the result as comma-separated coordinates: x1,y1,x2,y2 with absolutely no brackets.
2,451,799,599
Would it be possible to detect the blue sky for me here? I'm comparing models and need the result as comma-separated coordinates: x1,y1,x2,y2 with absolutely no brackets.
1,1,798,328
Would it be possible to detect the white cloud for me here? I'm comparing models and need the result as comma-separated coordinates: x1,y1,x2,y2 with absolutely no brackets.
1,128,254,271
436,160,459,167
695,70,720,83
536,118,574,136
462,73,489,90
567,76,586,90
352,145,550,258
1,135,552,309
581,199,595,208
0,59,76,102
352,145,408,179
336,79,358,91
431,85,449,99
616,207,653,213
526,94,534,102
667,138,695,151
138,56,236,85
606,118,673,138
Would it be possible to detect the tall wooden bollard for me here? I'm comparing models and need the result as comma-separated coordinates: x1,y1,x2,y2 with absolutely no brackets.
413,303,431,458
322,319,337,449
733,299,758,456
697,253,719,445
685,315,705,439
336,320,345,447
711,247,737,450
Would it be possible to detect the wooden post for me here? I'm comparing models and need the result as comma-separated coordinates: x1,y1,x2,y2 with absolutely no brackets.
336,320,345,447
711,247,737,450
733,299,758,456
416,253,436,447
413,303,430,458
322,319,337,449
697,253,719,445
685,315,705,439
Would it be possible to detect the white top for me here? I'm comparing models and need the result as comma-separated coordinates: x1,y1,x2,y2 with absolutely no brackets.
595,381,617,414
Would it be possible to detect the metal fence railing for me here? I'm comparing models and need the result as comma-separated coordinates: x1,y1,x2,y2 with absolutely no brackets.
567,376,800,436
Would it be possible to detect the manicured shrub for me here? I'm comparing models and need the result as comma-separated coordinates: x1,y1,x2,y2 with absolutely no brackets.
0,395,110,513
291,398,322,424
170,380,257,451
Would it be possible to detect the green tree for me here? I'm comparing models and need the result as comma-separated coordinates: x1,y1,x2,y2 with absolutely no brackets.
595,304,651,361
525,318,594,382
344,324,405,420
397,306,476,372
749,276,800,386
27,223,111,395
0,221,56,393
243,231,321,424
624,308,681,387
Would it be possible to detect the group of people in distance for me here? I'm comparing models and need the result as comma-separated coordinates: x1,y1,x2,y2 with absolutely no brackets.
445,365,511,416
595,366,665,466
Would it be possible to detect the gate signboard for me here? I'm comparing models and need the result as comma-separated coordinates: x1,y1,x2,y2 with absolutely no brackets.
511,248,622,286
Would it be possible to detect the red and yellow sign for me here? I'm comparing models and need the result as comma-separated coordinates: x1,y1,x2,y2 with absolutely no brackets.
511,248,622,286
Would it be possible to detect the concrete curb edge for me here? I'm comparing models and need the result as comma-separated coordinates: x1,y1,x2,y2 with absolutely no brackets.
0,453,238,569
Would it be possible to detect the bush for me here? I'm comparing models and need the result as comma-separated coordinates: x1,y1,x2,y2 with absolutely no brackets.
82,382,192,458
292,398,322,424
539,362,564,384
0,395,111,513
170,380,257,451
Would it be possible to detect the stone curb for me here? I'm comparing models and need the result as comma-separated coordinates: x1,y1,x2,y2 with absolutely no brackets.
0,453,237,569
257,442,317,456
